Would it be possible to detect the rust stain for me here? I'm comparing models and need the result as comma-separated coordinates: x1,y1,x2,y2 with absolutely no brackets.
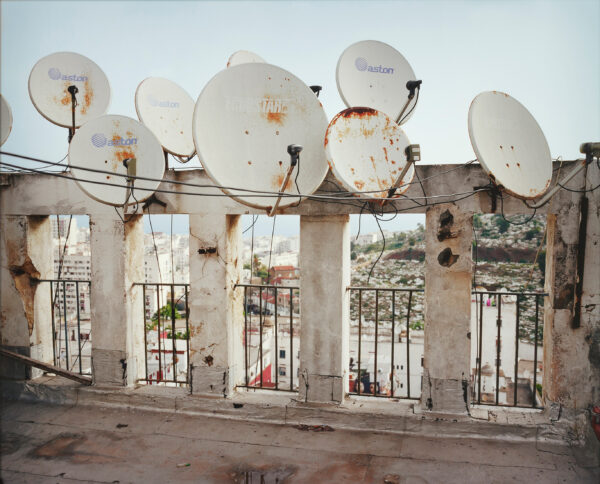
516,162,521,167
354,180,365,190
272,173,292,191
245,130,249,135
390,139,394,145
276,130,280,135
340,107,376,119
115,150,135,162
350,167,355,174
360,126,375,137
278,161,283,166
248,161,252,165
80,80,93,115
391,160,396,164
126,131,133,138
266,111,285,125
324,136,328,147
383,147,389,161
8,255,40,336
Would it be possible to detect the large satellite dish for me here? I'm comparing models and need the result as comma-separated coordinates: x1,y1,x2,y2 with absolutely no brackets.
0,94,13,146
326,107,414,199
336,40,418,124
468,91,552,200
68,115,164,206
135,77,195,159
28,52,111,128
192,63,329,210
227,50,266,68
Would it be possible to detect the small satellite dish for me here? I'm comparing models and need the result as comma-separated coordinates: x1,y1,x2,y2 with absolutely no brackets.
135,77,195,159
68,115,164,206
227,50,266,68
193,63,329,210
325,107,414,199
468,91,552,200
336,40,418,124
28,52,111,128
0,94,13,146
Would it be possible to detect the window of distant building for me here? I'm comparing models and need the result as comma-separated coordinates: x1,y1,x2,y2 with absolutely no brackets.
279,366,286,376
279,349,286,358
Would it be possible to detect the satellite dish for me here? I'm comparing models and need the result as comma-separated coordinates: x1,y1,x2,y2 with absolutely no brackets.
135,77,195,159
193,63,329,210
0,94,13,146
28,52,111,128
336,40,418,124
468,91,552,200
227,50,266,68
325,107,414,199
68,115,165,206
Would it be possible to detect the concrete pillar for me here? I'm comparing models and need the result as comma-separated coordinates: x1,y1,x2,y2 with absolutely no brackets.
298,215,350,404
188,214,243,396
543,167,599,410
89,213,145,386
0,216,53,379
422,204,472,413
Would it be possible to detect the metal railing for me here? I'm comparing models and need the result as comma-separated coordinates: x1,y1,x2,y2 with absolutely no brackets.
348,287,424,399
41,279,92,375
236,284,300,392
136,283,190,386
472,291,545,408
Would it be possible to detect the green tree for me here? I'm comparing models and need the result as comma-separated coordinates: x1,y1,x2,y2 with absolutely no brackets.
152,302,181,322
494,216,510,234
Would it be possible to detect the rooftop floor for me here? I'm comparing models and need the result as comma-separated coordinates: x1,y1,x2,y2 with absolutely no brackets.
1,399,599,483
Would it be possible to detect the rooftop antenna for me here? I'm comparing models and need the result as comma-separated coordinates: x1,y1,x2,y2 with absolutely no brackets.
68,115,164,211
192,62,329,212
325,107,416,202
0,94,13,146
227,50,266,68
28,52,111,143
336,40,422,125
135,77,196,163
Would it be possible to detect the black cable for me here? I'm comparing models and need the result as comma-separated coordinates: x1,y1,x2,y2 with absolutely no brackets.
366,205,386,285
146,207,163,284
472,222,479,289
243,215,259,234
399,88,419,125
500,194,537,225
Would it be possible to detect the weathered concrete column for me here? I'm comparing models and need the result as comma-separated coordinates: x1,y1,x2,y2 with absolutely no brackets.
188,214,243,396
422,204,472,413
543,167,600,410
298,215,350,404
0,216,53,379
89,213,145,386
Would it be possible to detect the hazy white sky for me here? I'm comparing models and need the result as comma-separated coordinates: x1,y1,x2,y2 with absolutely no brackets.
1,1,598,236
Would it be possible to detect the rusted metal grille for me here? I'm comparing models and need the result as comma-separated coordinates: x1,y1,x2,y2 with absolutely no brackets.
236,284,300,392
348,287,424,399
472,291,545,408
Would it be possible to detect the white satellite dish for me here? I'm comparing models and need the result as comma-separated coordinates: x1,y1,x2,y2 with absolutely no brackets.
336,40,419,124
227,50,266,68
0,94,13,146
468,91,552,200
192,62,329,210
135,77,195,159
28,52,111,128
68,115,165,206
325,107,414,199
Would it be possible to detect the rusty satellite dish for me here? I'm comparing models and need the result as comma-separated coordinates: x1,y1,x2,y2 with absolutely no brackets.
468,91,552,200
336,40,418,125
28,52,111,128
0,94,13,146
135,77,195,159
192,62,329,210
227,50,266,68
325,107,414,199
69,115,164,206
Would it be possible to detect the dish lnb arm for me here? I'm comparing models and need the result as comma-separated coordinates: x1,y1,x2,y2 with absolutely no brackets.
269,144,303,217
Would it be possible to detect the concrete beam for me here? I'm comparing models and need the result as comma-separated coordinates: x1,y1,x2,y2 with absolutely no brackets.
422,204,472,414
298,215,350,404
0,216,53,379
89,213,145,386
188,214,243,396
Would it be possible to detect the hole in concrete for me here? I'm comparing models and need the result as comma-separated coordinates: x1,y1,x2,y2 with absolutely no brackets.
204,355,214,366
437,210,455,241
437,248,459,267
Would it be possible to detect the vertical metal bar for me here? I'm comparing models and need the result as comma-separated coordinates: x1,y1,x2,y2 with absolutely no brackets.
259,286,263,388
50,281,57,366
533,295,539,408
495,294,502,406
390,290,396,397
289,288,294,391
143,284,148,382
357,289,362,395
62,281,69,369
406,290,413,399
374,290,379,395
274,287,279,390
171,285,176,383
156,284,162,383
244,286,248,386
185,284,190,384
75,281,82,374
514,295,520,406
478,293,483,404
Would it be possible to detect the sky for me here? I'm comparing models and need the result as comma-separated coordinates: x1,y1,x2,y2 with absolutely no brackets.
1,1,598,236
